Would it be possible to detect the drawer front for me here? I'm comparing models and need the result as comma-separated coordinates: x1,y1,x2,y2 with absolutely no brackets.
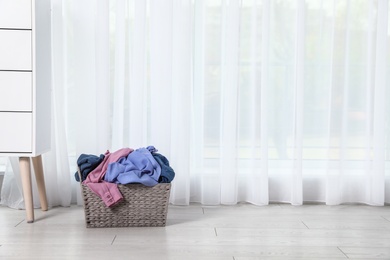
0,0,32,29
0,71,32,111
0,30,32,71
0,112,32,153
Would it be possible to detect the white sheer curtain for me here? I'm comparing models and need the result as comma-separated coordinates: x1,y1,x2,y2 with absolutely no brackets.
1,0,389,208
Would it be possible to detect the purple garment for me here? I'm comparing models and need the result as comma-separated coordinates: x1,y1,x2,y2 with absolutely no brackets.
104,147,161,186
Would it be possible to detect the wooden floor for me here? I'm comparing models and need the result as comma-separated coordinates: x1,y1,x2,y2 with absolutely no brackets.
0,203,389,259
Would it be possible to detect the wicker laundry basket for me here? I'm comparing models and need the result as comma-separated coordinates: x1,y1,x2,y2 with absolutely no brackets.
79,171,171,228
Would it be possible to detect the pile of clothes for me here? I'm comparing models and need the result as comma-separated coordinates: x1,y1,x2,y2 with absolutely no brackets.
74,146,175,207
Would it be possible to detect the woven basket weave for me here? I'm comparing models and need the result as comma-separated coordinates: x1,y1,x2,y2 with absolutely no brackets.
80,181,171,228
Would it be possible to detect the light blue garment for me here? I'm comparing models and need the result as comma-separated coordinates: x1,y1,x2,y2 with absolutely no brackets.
104,147,161,186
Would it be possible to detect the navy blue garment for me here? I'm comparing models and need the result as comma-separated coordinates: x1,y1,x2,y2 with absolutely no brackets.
152,153,175,183
74,154,105,182
146,145,158,153
104,147,161,186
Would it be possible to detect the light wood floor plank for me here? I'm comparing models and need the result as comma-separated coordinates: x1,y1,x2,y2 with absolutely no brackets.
217,227,390,239
0,244,346,259
303,219,390,230
234,257,347,260
0,204,389,259
113,235,390,248
339,247,390,259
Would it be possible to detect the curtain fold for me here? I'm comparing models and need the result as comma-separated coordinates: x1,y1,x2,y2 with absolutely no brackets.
220,0,240,205
169,0,192,205
372,0,388,205
128,0,148,148
1,0,389,208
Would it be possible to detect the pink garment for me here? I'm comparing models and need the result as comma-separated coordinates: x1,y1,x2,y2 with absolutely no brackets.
86,182,123,207
83,148,133,207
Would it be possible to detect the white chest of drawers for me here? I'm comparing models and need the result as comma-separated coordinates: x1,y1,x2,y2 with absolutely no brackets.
0,0,51,223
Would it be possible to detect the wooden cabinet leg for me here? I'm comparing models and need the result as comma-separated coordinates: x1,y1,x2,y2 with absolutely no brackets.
19,157,34,223
32,155,48,211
